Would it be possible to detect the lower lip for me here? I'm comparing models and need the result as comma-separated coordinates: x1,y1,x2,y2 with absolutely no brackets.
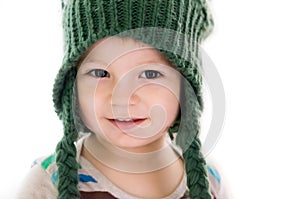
109,119,146,130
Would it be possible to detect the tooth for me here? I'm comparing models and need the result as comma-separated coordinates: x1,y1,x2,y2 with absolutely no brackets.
116,118,132,122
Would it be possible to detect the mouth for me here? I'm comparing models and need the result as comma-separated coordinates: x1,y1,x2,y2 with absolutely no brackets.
108,118,147,130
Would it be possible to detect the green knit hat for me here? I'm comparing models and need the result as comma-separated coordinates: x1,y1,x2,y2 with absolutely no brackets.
53,0,214,198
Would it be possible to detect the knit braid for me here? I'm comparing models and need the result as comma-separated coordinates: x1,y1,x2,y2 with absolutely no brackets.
55,68,80,199
183,138,212,199
172,71,212,198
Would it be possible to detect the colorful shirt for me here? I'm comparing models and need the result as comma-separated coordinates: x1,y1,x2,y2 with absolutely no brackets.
17,134,228,199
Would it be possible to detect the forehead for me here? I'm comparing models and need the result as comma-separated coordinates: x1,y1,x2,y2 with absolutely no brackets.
81,37,171,66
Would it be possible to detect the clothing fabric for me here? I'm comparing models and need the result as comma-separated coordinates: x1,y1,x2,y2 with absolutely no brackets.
17,134,227,199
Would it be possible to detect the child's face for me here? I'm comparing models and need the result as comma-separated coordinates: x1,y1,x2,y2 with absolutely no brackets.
76,37,181,152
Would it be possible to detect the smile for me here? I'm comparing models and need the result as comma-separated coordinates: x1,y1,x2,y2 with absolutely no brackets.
108,118,147,130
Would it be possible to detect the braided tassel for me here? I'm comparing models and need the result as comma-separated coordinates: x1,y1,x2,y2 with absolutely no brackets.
55,68,80,199
183,138,212,198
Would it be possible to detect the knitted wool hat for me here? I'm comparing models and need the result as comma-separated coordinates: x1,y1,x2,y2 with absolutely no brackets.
53,0,214,198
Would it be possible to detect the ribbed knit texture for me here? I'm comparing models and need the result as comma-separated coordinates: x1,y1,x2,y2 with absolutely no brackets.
53,0,214,198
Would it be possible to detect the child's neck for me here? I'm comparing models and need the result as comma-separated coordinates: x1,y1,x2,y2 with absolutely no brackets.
82,133,185,198
82,133,181,173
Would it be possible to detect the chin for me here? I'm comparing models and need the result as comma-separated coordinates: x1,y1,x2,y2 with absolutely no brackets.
106,131,165,152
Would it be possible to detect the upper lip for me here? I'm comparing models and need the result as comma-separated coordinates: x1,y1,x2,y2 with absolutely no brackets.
108,118,146,122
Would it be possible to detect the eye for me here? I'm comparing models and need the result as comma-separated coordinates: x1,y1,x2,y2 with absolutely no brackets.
88,69,110,78
139,70,162,79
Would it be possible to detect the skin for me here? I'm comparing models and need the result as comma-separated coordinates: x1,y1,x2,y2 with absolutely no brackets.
77,37,181,153
77,37,184,197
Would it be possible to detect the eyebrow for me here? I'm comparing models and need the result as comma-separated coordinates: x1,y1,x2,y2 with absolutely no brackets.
79,60,108,68
82,58,167,66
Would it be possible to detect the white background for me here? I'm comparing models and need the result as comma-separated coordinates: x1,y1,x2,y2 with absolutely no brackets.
1,0,300,198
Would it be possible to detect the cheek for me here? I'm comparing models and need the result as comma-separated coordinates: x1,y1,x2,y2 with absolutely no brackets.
77,80,104,129
139,85,180,124
162,97,180,125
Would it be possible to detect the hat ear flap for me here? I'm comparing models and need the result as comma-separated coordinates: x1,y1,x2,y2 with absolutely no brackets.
175,75,203,149
55,68,80,198
174,77,212,198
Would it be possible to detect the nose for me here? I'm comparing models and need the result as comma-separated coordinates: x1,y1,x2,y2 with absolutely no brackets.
110,77,141,106
111,91,140,106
